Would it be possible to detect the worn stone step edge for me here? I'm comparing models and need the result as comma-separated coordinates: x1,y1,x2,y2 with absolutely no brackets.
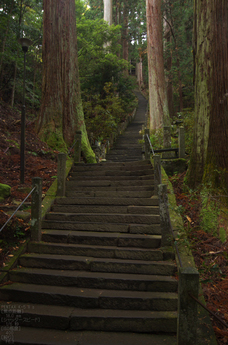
0,302,177,333
18,254,177,276
9,268,178,292
65,180,154,187
70,170,153,177
50,205,159,215
41,230,162,246
0,326,178,345
27,242,164,261
74,160,151,167
69,175,154,181
54,197,159,206
65,191,153,198
41,222,161,235
65,186,154,192
45,213,160,225
72,163,152,172
0,283,178,311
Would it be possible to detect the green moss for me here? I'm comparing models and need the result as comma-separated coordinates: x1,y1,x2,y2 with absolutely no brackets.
81,131,96,163
0,183,11,199
39,125,68,153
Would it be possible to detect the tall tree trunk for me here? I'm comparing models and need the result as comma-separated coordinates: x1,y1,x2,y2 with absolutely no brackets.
37,0,96,163
146,0,170,135
186,0,228,189
122,3,129,69
164,16,175,118
103,0,112,25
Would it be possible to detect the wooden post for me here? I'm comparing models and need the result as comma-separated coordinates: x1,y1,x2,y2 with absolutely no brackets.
74,130,82,163
57,153,66,197
178,126,185,159
31,177,42,242
158,184,171,247
177,267,199,345
154,155,161,195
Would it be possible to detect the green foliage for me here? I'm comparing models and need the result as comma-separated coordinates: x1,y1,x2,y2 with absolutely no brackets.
149,129,164,150
83,82,131,141
200,186,220,236
171,109,194,156
0,0,43,107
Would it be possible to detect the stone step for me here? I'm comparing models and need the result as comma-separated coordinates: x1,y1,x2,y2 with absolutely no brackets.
66,190,153,198
73,160,151,168
41,222,161,235
18,254,176,276
65,184,153,192
54,197,159,207
40,231,161,248
69,169,153,177
9,268,178,292
68,172,154,184
105,155,143,161
0,283,178,311
51,205,159,215
28,242,164,261
0,302,177,333
0,327,178,344
45,212,160,225
72,161,152,171
69,174,154,181
65,179,153,187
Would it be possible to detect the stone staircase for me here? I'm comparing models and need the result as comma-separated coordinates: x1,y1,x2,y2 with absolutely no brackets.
0,159,178,343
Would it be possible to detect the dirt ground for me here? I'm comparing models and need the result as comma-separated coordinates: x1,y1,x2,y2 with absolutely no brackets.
0,101,57,266
170,172,228,344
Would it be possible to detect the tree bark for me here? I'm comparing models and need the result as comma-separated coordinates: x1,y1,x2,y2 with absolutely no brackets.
122,3,129,69
103,0,112,25
37,0,96,163
186,0,228,188
146,0,170,135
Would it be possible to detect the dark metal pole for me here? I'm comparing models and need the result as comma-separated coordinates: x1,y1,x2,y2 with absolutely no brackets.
20,48,27,184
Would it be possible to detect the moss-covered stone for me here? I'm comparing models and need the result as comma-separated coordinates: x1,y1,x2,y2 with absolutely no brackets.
0,183,11,199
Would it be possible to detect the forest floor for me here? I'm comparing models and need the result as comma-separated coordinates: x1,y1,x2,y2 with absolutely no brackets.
0,101,227,344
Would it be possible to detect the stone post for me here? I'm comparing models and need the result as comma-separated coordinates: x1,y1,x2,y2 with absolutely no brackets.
177,267,199,345
144,128,150,160
31,177,42,242
158,184,171,247
154,155,161,195
57,153,66,197
178,126,185,159
74,130,82,163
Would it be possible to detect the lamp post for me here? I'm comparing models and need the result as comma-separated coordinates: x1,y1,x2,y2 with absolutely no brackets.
18,38,32,184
